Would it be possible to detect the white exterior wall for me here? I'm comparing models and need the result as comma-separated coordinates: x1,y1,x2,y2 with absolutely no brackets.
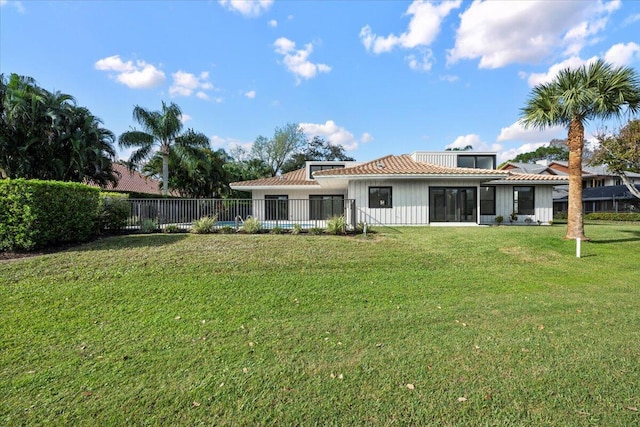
251,188,347,221
479,185,554,225
411,152,457,167
348,179,484,226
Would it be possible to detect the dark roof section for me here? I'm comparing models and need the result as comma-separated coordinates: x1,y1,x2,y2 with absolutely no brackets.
92,163,164,195
230,167,318,187
555,184,640,201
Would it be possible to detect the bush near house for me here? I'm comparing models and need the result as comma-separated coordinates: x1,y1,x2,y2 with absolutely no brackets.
0,179,99,251
585,212,640,221
97,192,129,233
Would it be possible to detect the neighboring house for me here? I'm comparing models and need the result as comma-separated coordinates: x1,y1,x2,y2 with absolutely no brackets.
230,151,567,226
554,184,640,213
90,162,165,196
501,160,640,214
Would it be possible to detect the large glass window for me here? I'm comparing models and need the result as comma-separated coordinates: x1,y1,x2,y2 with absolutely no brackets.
265,195,288,220
429,187,477,222
513,186,535,215
309,164,344,179
369,187,392,208
457,155,496,169
309,195,344,220
480,186,496,215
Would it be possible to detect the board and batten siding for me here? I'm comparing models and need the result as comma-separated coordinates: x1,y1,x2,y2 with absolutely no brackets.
251,189,347,221
479,185,554,225
349,179,485,225
411,152,457,167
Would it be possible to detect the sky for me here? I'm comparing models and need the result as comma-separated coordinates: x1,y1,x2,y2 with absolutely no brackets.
2,0,640,164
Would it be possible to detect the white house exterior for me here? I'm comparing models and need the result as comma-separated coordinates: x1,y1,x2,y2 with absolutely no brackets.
230,151,568,227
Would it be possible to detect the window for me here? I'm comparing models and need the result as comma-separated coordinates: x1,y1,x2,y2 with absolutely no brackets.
265,195,288,220
369,187,392,208
457,155,496,169
309,195,344,220
429,187,477,222
513,186,534,215
480,186,496,215
309,164,344,179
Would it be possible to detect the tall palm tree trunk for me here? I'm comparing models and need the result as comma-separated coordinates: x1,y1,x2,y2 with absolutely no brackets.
162,152,169,196
566,118,586,240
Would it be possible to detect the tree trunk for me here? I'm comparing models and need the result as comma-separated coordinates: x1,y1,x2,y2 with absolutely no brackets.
162,152,169,196
620,172,640,199
566,118,587,240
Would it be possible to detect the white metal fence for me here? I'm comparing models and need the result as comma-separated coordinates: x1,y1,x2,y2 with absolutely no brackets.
125,198,356,230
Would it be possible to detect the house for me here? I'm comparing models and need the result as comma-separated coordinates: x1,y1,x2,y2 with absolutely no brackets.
501,160,640,214
90,163,166,197
230,151,568,227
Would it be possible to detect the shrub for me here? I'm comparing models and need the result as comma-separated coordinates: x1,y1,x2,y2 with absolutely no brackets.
98,192,129,233
140,219,159,234
0,179,99,251
191,215,218,234
291,223,303,235
585,212,640,221
242,217,261,234
309,227,324,235
270,226,285,235
495,215,504,225
220,225,235,234
327,215,348,235
524,216,534,224
509,212,518,223
163,224,181,234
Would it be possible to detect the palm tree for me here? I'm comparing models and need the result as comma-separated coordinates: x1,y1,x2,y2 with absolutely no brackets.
118,101,209,196
520,59,640,239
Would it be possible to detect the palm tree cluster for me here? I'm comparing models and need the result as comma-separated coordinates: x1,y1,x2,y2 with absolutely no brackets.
521,59,640,239
0,73,117,186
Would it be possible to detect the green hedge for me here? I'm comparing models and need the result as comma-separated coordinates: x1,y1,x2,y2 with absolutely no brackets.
0,179,100,251
98,192,130,232
584,212,640,221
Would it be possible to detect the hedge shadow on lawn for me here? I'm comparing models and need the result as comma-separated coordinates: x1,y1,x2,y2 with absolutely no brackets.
590,229,640,244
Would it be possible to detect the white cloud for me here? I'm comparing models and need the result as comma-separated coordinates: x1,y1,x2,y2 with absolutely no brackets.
360,0,461,55
268,19,277,28
439,74,459,83
273,37,331,84
95,55,166,89
169,71,214,98
299,120,360,151
244,90,256,99
179,114,192,124
445,134,501,152
218,0,273,17
623,13,640,26
604,42,640,66
448,0,619,68
0,0,25,13
405,51,434,72
360,132,373,144
525,56,598,87
497,121,566,143
498,143,549,164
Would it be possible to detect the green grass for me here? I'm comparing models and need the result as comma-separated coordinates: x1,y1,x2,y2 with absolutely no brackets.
2,224,640,426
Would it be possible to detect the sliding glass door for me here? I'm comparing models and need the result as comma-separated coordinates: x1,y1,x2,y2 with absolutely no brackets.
429,187,477,223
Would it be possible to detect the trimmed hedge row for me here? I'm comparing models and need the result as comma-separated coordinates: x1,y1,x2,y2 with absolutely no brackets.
584,212,640,221
0,179,100,251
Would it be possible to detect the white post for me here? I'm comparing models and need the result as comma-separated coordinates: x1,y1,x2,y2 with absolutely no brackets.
576,238,581,258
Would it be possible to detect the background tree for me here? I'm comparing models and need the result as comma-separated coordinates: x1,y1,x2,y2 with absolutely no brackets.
520,60,640,240
0,73,117,185
119,102,209,196
591,119,640,199
143,146,231,198
281,136,355,173
445,144,473,151
250,123,306,176
510,142,570,164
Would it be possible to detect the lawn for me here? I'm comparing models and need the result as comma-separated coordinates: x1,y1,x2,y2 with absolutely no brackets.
1,224,639,426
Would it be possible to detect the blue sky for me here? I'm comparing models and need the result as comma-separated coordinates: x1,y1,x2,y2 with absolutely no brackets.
2,0,639,163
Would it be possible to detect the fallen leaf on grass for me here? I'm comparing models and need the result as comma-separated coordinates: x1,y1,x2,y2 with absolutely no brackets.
81,391,93,397
175,316,181,320
191,401,201,408
406,384,415,390
537,325,545,330
626,406,638,412
458,397,467,402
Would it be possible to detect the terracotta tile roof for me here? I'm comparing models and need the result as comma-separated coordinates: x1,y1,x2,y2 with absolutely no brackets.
230,167,319,187
500,173,568,182
313,154,509,177
94,163,164,195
